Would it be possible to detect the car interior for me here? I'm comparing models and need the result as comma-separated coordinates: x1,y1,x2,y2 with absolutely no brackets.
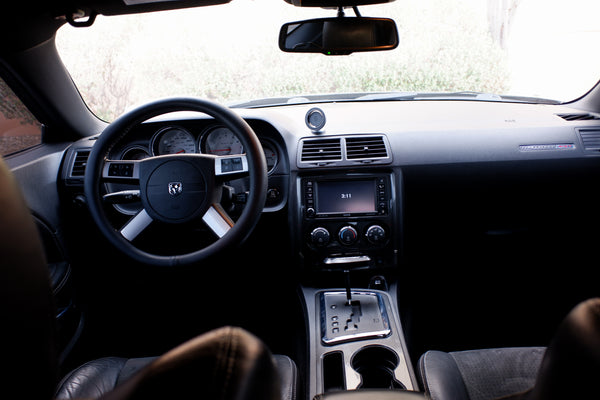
2,0,600,399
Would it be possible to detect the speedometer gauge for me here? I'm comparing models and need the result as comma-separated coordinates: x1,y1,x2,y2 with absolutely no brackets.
151,126,196,155
201,126,244,156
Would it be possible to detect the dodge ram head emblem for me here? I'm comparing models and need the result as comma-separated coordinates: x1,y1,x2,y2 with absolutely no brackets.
168,182,183,196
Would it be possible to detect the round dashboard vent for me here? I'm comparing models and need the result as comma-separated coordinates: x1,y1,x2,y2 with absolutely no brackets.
306,108,326,132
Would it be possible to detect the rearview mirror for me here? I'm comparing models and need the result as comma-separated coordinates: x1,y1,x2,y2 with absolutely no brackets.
279,17,399,55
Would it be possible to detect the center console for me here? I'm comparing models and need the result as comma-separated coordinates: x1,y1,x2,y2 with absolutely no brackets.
297,171,400,271
294,169,415,398
301,283,418,399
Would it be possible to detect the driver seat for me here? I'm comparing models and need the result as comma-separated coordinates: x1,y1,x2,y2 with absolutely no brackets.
54,327,298,400
0,157,297,400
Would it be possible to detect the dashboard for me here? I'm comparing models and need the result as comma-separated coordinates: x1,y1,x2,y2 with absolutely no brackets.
61,99,600,271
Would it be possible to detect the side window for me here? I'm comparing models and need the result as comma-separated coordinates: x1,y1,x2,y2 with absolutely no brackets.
0,77,42,156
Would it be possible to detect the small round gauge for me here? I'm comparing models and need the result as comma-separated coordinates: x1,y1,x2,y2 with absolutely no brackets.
262,142,278,172
121,146,150,160
151,126,196,155
201,126,244,156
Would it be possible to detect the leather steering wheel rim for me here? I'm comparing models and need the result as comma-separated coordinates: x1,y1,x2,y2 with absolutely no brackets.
84,97,268,266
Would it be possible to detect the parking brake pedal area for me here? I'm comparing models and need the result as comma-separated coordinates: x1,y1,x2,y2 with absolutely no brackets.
321,291,391,345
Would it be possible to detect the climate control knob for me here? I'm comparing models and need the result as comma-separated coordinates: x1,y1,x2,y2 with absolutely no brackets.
338,226,358,245
310,227,330,246
366,225,386,244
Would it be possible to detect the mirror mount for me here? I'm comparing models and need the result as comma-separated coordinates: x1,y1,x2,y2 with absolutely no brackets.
337,5,361,17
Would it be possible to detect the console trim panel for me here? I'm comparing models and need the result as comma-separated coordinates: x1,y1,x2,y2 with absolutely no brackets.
320,291,391,345
301,285,418,399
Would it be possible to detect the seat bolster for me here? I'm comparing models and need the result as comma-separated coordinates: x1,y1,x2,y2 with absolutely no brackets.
274,354,298,400
55,357,128,399
418,350,470,400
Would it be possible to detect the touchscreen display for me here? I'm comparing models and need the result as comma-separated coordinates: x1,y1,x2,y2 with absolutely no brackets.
316,180,376,214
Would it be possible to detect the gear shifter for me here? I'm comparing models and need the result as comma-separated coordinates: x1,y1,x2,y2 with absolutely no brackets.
344,269,352,305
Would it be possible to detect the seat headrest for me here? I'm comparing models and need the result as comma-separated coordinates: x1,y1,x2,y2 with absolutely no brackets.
529,298,600,400
100,326,281,400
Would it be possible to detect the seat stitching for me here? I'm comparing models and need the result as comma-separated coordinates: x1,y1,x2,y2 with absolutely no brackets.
281,356,297,400
214,330,228,399
219,328,240,400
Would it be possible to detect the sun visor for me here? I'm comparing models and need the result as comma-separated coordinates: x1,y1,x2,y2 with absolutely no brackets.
121,0,228,6
85,0,231,16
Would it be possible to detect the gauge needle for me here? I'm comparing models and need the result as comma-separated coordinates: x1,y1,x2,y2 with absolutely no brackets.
213,148,231,153
176,149,185,154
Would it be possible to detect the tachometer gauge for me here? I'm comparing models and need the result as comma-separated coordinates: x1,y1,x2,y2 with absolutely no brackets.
121,146,150,160
151,126,196,155
201,126,244,156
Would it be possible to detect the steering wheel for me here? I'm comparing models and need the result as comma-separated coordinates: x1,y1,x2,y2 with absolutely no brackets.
84,98,267,266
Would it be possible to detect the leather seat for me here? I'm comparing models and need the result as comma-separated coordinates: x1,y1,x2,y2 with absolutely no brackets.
418,298,600,400
0,157,297,400
55,350,297,400
418,347,545,400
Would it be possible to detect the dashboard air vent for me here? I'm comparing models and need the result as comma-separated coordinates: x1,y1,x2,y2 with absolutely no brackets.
578,128,600,151
346,136,388,160
70,150,90,177
300,138,342,162
557,113,600,121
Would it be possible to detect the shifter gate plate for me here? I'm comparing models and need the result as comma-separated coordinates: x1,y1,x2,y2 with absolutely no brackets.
320,291,391,345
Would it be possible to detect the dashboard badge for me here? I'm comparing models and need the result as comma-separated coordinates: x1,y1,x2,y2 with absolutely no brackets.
168,182,183,196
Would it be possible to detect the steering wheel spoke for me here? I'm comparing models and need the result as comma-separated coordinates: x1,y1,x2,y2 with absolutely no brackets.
120,208,153,241
202,204,234,238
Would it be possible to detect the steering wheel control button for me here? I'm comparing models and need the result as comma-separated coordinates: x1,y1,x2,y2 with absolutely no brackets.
310,227,330,246
108,162,133,177
214,155,248,176
338,226,358,245
102,161,139,180
366,225,386,244
220,157,242,172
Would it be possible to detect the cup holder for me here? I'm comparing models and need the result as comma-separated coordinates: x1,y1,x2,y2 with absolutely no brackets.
351,346,405,390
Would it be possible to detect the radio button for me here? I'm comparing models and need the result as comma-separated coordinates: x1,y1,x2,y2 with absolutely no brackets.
338,226,358,245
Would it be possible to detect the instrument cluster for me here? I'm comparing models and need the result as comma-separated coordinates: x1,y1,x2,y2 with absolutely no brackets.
118,124,279,173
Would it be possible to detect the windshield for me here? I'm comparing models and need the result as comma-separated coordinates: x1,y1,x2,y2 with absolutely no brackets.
56,0,600,121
